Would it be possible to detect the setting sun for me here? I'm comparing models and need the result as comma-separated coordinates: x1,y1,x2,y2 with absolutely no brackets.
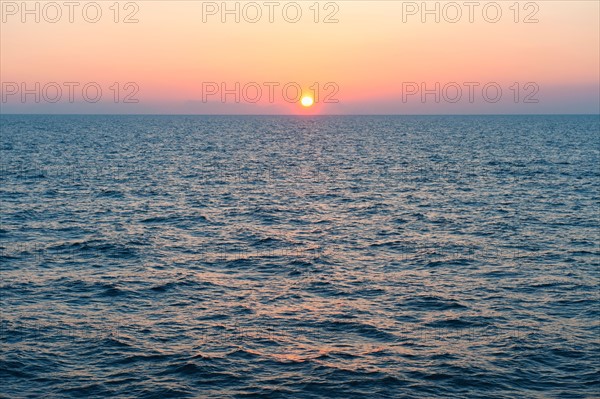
300,96,314,107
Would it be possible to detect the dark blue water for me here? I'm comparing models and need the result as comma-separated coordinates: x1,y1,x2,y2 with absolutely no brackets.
1,115,599,398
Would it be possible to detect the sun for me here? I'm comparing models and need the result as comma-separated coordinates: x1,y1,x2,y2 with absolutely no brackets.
300,96,314,107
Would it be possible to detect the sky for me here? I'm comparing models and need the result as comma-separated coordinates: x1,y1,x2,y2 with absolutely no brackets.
1,0,599,114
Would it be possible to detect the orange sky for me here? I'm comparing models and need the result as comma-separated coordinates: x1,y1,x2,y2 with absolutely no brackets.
1,1,599,113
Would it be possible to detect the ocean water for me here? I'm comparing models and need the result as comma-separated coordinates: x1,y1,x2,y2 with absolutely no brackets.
0,115,598,398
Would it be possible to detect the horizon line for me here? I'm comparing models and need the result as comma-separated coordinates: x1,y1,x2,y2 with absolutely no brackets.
1,113,599,117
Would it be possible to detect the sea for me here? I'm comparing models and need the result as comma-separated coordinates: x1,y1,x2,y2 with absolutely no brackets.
1,114,599,398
